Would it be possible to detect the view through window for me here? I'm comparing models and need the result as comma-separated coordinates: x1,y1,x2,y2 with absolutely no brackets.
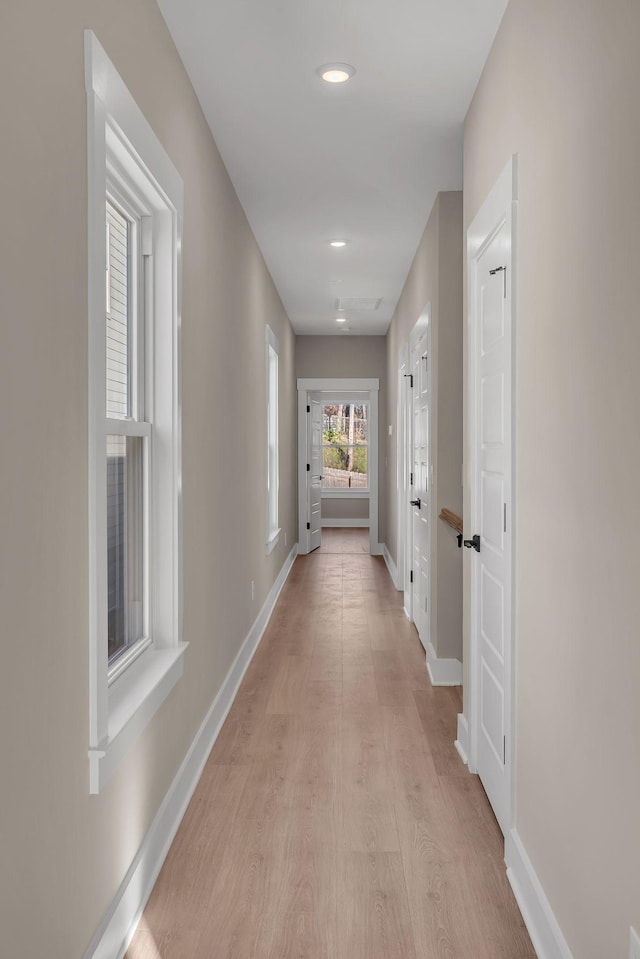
322,403,368,490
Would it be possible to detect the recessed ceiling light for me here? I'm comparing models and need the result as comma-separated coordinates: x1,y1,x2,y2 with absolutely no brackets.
330,240,347,248
335,317,346,323
318,63,355,84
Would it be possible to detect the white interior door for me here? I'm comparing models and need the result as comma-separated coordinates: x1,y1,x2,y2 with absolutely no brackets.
410,326,430,650
308,398,322,552
468,158,515,836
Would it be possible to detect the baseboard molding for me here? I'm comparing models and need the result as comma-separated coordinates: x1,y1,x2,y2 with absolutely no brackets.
321,518,369,527
381,543,399,589
454,712,469,765
426,641,462,686
84,544,299,959
505,830,574,959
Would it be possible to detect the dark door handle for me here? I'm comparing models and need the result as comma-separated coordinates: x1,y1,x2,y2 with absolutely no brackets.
464,534,481,552
410,498,421,508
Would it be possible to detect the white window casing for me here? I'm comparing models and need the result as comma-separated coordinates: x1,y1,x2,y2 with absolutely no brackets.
85,31,185,794
265,325,280,554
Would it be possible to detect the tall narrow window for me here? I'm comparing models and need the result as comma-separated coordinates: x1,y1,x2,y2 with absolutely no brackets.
105,199,148,669
266,326,280,553
321,402,369,490
87,31,184,794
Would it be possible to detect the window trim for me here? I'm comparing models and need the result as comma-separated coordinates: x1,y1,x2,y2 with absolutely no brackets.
320,399,370,494
265,325,280,554
85,31,185,794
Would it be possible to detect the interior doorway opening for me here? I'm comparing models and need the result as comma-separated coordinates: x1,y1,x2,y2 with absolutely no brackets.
297,378,380,556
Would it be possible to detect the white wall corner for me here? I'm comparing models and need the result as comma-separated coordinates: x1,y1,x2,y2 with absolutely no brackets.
426,641,462,686
505,830,575,959
382,544,399,589
83,544,298,959
454,712,469,765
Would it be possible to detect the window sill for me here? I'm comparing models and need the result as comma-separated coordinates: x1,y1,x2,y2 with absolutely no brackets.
89,643,187,794
321,489,370,499
266,528,281,554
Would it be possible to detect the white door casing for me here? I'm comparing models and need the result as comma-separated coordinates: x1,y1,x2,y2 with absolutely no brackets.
409,312,431,651
308,398,322,552
467,156,517,836
297,379,379,554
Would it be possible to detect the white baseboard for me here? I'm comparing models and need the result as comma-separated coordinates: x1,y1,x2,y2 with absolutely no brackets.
454,712,469,765
381,543,399,589
426,641,462,686
84,544,299,959
321,518,369,527
505,829,574,959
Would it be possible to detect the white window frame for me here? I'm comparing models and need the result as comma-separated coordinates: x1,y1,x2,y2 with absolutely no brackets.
265,325,280,554
317,392,371,497
85,31,185,794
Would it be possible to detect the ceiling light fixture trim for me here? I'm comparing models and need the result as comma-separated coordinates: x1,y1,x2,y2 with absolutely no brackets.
317,62,356,84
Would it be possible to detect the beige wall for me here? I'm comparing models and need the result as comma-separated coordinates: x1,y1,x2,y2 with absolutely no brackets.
0,3,296,957
322,498,369,522
386,192,463,661
296,335,387,542
464,2,640,956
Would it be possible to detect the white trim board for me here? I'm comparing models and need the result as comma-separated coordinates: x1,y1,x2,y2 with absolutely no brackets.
506,830,574,959
382,544,399,590
83,544,298,959
321,518,369,528
426,641,462,686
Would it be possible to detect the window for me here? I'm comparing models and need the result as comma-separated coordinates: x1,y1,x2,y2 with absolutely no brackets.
322,402,369,490
105,197,148,672
86,32,184,793
266,326,280,553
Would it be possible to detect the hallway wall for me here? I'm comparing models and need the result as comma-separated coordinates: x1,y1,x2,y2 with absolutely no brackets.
385,192,463,663
296,335,387,542
0,3,296,957
464,2,640,956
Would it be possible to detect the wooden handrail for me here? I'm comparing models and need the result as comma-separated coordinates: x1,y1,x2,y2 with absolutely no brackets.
439,508,463,535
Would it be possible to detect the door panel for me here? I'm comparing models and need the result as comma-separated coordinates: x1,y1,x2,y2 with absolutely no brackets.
472,216,511,834
309,399,322,552
410,327,430,651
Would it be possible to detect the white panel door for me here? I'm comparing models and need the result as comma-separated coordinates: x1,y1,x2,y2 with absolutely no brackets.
470,215,512,835
410,328,430,650
308,398,322,552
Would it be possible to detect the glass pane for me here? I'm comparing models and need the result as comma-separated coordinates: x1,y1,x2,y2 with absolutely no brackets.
322,403,368,443
322,446,368,489
106,201,130,419
107,434,144,664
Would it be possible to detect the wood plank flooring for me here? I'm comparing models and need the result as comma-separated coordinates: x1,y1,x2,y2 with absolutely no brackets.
126,528,535,959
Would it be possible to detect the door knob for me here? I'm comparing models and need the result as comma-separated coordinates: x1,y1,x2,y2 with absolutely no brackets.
464,534,481,552
410,498,421,508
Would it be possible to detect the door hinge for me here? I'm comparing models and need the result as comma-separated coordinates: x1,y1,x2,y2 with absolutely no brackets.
307,463,310,471
410,570,413,583
410,471,413,486
307,404,310,413
490,264,507,298
404,373,413,387
306,522,310,530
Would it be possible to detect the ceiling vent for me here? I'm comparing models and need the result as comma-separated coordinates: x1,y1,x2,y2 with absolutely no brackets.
336,297,382,312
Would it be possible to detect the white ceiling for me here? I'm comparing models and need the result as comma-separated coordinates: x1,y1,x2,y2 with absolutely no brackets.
157,0,508,335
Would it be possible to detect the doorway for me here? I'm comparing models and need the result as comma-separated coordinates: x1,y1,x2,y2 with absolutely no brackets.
297,378,379,556
466,155,517,836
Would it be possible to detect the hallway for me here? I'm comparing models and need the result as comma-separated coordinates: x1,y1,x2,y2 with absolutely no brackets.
127,529,534,959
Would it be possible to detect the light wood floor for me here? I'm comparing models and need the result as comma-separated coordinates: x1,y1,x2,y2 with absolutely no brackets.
127,528,535,959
